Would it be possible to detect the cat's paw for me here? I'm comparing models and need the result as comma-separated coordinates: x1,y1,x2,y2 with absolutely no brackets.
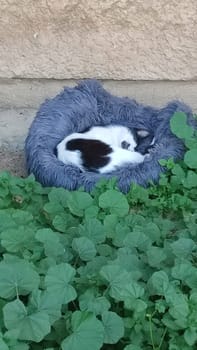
135,152,145,163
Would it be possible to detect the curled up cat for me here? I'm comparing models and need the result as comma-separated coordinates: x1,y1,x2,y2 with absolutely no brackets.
56,125,154,174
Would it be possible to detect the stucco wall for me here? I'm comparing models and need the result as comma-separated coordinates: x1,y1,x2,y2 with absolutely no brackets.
0,0,197,80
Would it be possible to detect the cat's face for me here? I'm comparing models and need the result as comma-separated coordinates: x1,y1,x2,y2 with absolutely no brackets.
120,128,153,153
134,129,155,155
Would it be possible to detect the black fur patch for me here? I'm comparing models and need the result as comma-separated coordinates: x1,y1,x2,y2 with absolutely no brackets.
81,126,92,133
66,138,112,171
54,147,58,157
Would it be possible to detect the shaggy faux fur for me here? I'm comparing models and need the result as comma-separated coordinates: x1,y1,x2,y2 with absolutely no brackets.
25,79,195,193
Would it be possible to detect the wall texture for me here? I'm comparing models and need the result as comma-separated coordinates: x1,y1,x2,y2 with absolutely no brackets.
0,0,197,80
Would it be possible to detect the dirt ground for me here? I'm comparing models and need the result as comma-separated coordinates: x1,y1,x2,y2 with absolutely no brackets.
0,149,27,178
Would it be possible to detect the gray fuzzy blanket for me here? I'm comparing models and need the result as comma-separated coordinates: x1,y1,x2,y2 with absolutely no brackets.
25,79,195,193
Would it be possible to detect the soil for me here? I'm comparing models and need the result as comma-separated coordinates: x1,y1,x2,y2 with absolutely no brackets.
0,149,27,178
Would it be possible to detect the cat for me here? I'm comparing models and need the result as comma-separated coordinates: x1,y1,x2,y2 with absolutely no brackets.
56,125,154,173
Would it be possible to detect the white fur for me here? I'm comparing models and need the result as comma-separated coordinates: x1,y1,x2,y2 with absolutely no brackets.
98,147,145,173
57,141,84,171
57,125,146,173
62,125,137,151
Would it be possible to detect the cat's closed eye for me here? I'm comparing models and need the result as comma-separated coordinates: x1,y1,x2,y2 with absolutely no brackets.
121,140,130,149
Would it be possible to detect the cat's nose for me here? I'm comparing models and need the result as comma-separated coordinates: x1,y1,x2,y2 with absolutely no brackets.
121,141,130,149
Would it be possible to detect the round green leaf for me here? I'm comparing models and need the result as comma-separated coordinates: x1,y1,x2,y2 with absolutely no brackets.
61,311,104,350
79,218,106,244
118,281,144,300
147,246,167,267
35,228,65,257
148,271,169,296
1,227,36,253
170,112,193,140
100,265,130,300
67,192,93,216
184,327,197,346
45,263,76,305
3,300,51,342
124,230,151,252
99,190,129,217
0,261,40,299
184,149,197,169
183,170,197,188
171,238,195,259
79,289,110,315
102,311,124,344
29,289,62,324
72,237,96,261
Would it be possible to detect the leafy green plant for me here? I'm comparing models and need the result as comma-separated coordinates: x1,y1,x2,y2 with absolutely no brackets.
0,112,196,350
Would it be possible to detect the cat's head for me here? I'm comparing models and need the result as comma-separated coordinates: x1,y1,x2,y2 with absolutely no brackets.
133,129,155,154
121,128,154,154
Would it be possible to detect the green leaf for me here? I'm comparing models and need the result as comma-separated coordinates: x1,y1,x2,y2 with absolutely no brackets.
104,214,118,238
170,112,193,140
115,247,143,279
124,345,142,350
184,328,197,346
171,260,194,281
35,228,65,257
133,299,147,313
185,137,197,149
11,211,33,225
169,293,189,319
52,213,78,233
79,289,110,315
171,163,185,179
171,238,195,259
78,256,108,279
144,222,161,243
184,149,197,169
0,211,16,232
48,187,70,207
100,265,130,300
72,237,96,261
99,190,129,217
3,299,51,342
102,311,124,344
97,244,114,257
124,229,151,251
148,271,169,296
45,263,76,304
0,336,8,350
79,218,105,244
85,206,99,219
147,247,166,267
112,223,131,247
67,192,93,216
29,289,62,324
61,311,104,350
0,261,39,299
1,227,36,253
183,170,197,188
118,281,144,300
44,188,70,215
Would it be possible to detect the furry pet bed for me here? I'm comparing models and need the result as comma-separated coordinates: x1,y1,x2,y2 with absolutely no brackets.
25,79,195,193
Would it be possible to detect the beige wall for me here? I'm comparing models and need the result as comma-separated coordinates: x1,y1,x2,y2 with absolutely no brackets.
0,0,197,80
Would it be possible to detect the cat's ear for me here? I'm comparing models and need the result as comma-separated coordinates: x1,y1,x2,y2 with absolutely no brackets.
136,129,150,138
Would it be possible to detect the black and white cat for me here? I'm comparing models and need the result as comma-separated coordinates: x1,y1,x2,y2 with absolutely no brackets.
56,125,154,173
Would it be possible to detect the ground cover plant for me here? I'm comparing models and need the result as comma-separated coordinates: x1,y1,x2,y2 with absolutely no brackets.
0,112,196,350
